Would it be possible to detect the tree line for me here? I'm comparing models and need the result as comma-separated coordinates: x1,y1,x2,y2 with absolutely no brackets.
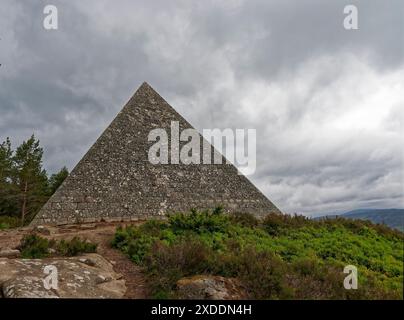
0,135,68,225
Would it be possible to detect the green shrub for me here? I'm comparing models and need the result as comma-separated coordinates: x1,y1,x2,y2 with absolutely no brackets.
112,208,403,299
262,213,313,236
143,237,212,298
320,216,404,240
111,225,140,250
127,235,157,263
236,247,292,299
230,212,259,228
139,220,168,236
56,237,97,256
168,208,230,234
0,216,21,229
20,234,50,258
212,205,224,215
19,234,97,258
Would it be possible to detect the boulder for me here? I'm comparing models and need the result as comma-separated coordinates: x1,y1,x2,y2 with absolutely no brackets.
33,225,51,235
176,275,247,300
0,249,20,258
0,254,126,298
79,224,97,230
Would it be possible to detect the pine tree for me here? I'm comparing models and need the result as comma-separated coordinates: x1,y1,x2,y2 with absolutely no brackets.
0,137,18,216
0,137,12,181
48,166,69,195
12,135,49,225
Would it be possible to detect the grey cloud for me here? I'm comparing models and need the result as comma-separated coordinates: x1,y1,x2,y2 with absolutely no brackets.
0,0,403,215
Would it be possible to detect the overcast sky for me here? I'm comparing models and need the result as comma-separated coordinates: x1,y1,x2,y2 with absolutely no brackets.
0,0,403,215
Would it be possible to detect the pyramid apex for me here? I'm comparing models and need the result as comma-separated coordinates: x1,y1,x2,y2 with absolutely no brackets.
127,82,160,104
133,81,160,98
139,81,153,90
141,81,150,87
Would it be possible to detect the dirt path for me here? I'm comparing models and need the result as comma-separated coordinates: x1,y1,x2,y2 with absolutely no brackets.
0,222,149,299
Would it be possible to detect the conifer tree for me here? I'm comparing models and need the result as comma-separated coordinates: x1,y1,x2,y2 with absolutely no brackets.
12,135,49,225
48,166,69,195
0,137,12,186
0,137,18,216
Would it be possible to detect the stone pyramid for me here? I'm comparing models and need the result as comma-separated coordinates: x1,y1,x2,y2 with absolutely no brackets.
31,82,280,226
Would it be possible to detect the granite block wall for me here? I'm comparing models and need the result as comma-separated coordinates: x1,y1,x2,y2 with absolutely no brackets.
31,82,281,226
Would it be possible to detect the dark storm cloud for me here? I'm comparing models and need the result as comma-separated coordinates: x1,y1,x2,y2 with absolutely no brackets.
0,0,403,215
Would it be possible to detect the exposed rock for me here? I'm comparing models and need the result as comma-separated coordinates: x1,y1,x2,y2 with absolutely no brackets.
176,275,247,300
78,257,96,267
0,249,20,258
33,225,51,235
0,254,126,298
79,224,97,230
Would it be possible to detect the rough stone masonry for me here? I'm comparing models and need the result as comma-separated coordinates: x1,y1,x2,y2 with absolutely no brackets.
31,82,280,226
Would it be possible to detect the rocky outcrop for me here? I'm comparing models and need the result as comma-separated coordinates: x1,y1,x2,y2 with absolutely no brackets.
0,249,20,258
176,275,247,300
0,254,126,298
32,225,51,235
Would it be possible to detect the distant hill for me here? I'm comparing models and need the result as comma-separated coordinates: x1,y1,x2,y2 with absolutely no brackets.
317,209,404,231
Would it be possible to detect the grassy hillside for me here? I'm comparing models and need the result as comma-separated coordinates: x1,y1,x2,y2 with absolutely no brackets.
112,208,403,299
318,209,404,231
343,209,403,231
